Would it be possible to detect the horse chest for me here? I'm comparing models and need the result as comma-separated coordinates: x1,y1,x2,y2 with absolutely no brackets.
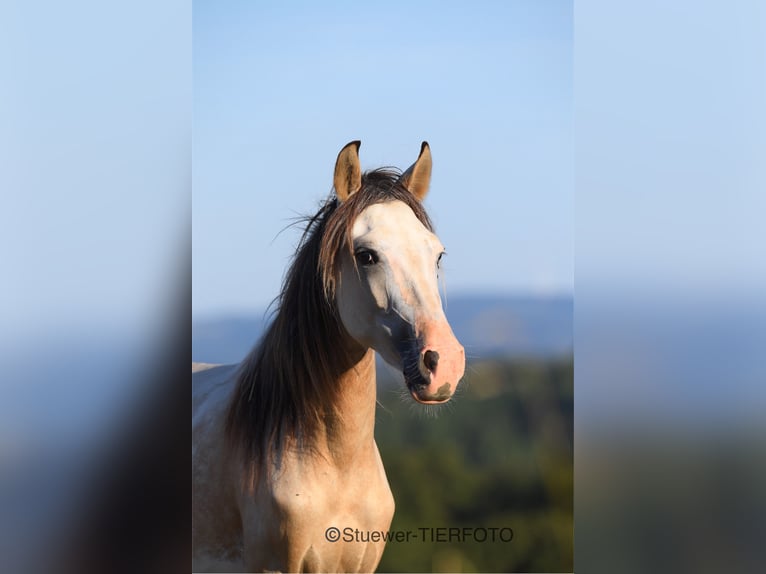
258,449,395,572
279,464,393,527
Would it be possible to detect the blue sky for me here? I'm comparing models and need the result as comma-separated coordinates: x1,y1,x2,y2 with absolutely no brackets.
1,0,190,342
193,0,573,317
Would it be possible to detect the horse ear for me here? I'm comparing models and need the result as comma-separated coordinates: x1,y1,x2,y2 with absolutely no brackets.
399,141,432,201
333,140,362,202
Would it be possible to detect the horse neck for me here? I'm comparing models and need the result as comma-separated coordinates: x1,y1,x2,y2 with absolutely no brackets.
317,345,378,468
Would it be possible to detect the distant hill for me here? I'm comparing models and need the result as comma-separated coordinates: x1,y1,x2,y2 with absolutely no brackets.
193,294,572,364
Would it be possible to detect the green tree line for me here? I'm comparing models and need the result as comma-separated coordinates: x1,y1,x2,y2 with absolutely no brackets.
375,356,573,573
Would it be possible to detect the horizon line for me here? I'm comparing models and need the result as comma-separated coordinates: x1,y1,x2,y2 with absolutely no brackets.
193,289,574,323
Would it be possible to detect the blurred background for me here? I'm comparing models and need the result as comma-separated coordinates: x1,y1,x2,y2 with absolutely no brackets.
192,1,573,572
1,1,190,572
576,1,766,572
1,1,764,573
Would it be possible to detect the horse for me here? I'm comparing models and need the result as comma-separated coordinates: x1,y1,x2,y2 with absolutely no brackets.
192,141,465,572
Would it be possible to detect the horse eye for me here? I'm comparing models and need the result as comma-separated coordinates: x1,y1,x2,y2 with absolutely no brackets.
355,250,378,267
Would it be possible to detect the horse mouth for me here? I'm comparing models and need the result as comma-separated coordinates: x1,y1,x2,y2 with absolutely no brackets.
403,369,452,404
407,385,452,404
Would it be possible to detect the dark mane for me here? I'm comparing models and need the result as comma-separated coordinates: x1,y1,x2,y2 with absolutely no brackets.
225,168,433,479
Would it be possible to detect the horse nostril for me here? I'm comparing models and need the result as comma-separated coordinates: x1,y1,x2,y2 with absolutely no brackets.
423,350,440,373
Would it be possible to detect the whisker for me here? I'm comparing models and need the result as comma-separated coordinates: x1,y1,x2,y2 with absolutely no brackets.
375,398,392,415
